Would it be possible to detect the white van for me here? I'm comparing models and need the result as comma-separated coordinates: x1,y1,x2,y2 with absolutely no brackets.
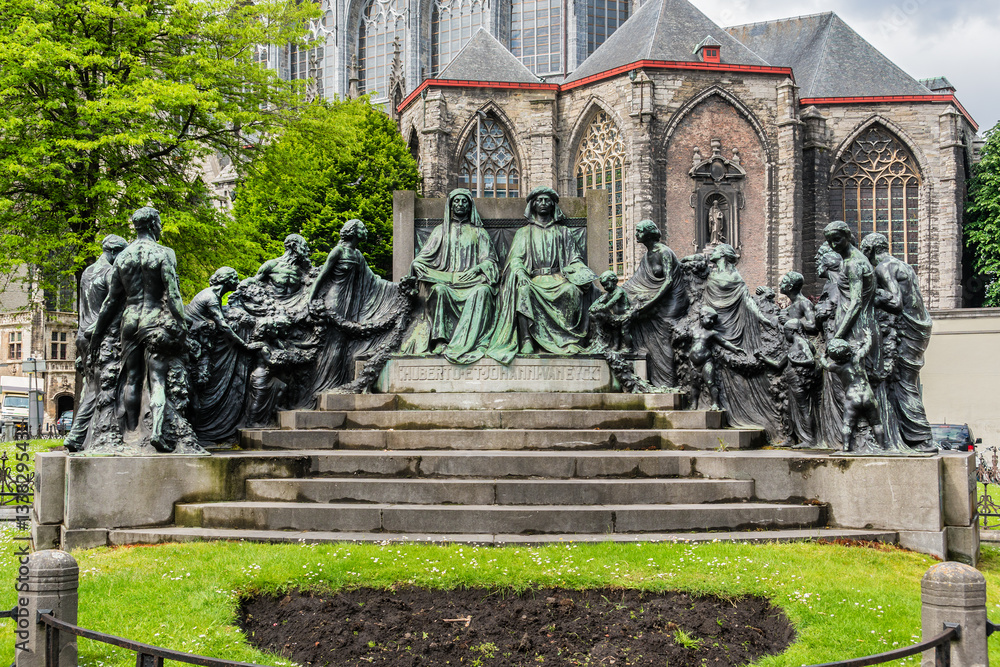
0,376,43,427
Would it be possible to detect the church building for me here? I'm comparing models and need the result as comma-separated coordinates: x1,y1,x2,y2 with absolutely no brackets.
258,0,979,306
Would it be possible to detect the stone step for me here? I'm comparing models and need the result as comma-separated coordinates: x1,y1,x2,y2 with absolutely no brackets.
174,501,823,534
247,427,763,451
109,526,899,547
245,477,756,505
278,409,723,431
318,392,683,412
306,450,691,478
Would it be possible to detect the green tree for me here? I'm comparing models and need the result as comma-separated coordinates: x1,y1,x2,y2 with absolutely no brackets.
233,98,421,278
0,0,319,300
965,123,1000,305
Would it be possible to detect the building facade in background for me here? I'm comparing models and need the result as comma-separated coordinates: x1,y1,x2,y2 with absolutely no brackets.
0,268,78,425
223,0,979,306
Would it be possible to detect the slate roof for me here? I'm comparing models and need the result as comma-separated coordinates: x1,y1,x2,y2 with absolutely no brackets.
435,28,541,84
919,76,956,93
726,12,932,98
563,0,769,84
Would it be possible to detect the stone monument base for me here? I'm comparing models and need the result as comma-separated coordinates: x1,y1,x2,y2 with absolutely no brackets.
365,354,647,393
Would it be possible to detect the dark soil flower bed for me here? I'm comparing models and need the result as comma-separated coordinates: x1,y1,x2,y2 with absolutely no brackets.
239,587,795,666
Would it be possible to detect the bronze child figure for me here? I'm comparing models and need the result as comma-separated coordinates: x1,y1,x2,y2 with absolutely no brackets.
688,305,744,411
778,271,817,333
820,334,886,452
589,270,633,352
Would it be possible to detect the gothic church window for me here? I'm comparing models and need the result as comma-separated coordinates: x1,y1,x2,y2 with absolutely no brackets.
431,0,488,76
511,0,562,76
359,0,406,98
829,125,922,265
586,0,628,57
458,114,521,198
289,43,325,97
575,111,627,275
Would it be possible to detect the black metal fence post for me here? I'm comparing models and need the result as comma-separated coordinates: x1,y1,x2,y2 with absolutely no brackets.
16,551,78,667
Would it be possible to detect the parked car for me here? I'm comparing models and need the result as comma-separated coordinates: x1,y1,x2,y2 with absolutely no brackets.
930,423,981,452
56,410,73,434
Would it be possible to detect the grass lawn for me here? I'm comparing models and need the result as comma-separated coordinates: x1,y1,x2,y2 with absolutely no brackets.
4,440,1000,666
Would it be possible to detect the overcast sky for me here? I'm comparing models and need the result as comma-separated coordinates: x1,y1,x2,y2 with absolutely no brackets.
696,0,999,135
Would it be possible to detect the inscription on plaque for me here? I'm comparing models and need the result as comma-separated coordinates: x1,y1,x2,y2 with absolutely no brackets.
395,364,603,383
377,356,624,393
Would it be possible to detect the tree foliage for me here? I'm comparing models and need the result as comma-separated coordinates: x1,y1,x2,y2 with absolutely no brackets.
0,0,319,300
965,123,1000,305
232,98,422,278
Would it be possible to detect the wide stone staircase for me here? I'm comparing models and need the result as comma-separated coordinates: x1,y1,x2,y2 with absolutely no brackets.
109,391,900,546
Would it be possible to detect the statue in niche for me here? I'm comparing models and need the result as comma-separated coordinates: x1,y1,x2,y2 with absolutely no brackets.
86,207,203,454
756,319,819,448
306,218,402,394
707,200,726,245
860,232,935,452
64,234,127,453
488,186,598,363
688,305,744,411
624,219,689,387
402,189,499,364
588,270,632,353
186,267,254,445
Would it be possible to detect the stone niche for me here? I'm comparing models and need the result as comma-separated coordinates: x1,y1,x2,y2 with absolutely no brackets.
689,139,746,252
663,95,768,288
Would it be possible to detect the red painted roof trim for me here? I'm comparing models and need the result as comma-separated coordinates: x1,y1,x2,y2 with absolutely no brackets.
398,78,559,112
560,60,793,91
800,94,978,132
397,60,793,113
397,72,978,133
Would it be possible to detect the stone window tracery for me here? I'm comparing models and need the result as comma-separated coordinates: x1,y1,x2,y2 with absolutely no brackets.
511,0,562,76
829,125,922,265
586,0,628,57
289,43,325,97
458,114,521,198
431,0,488,76
575,111,627,275
359,0,406,98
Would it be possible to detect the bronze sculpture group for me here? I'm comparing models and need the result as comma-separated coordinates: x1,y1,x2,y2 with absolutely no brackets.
71,189,935,456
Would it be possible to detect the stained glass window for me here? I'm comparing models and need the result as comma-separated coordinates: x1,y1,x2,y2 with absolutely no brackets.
431,0,487,76
458,114,521,198
829,126,922,266
586,0,628,57
359,0,406,98
575,111,627,275
511,0,562,76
